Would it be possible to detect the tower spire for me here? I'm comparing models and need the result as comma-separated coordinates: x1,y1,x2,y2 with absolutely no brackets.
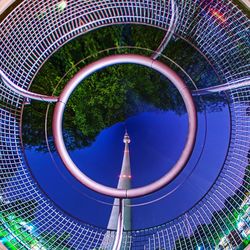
106,131,132,231
100,132,132,249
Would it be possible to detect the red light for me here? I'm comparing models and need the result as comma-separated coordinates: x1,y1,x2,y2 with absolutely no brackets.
118,174,132,179
210,8,226,23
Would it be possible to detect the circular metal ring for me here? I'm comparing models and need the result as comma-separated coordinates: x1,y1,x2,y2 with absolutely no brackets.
53,54,197,198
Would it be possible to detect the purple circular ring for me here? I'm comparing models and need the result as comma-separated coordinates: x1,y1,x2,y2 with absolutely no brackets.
53,54,197,198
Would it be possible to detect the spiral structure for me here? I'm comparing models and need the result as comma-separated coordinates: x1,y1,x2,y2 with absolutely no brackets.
0,0,249,249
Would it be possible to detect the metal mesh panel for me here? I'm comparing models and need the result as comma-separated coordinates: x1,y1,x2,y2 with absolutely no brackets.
0,0,249,249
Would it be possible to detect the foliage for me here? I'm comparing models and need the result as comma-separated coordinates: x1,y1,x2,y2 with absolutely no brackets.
40,231,71,249
23,24,224,152
23,25,175,151
0,200,71,250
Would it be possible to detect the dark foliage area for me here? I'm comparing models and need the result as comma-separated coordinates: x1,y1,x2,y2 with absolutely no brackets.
22,25,223,152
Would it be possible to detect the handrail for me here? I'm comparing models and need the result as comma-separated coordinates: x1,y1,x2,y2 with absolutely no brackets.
0,69,58,102
0,0,16,15
192,78,250,96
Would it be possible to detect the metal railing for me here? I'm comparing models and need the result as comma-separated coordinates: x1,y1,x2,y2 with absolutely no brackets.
0,0,249,249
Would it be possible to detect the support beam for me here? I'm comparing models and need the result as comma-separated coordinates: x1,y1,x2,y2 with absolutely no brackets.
0,69,58,102
112,199,125,250
192,79,250,96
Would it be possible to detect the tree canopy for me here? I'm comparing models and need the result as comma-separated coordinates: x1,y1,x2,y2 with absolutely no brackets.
23,24,224,152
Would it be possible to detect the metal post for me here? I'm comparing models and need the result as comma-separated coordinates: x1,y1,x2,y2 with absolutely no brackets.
112,199,125,250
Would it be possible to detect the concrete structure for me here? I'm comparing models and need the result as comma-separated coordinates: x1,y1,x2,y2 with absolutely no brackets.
100,132,132,249
107,132,132,231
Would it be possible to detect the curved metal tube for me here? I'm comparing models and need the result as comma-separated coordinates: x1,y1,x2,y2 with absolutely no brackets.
192,78,250,96
151,0,178,60
112,199,125,250
0,69,58,102
53,54,197,198
0,0,16,15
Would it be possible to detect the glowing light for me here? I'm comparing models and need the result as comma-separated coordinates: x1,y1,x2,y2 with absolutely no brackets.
245,228,250,236
79,18,85,27
118,174,132,179
237,221,245,230
210,8,226,23
240,196,250,208
219,235,230,248
36,1,67,19
0,238,6,243
56,1,67,12
31,243,47,250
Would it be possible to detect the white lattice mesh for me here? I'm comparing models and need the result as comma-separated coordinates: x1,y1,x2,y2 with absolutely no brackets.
0,0,249,249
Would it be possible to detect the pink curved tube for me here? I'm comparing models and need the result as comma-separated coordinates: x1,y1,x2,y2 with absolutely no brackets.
53,54,197,198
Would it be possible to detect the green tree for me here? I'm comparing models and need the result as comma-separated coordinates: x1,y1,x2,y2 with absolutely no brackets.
23,24,225,152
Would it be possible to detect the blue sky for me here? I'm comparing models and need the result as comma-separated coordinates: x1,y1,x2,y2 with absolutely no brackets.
24,98,230,229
